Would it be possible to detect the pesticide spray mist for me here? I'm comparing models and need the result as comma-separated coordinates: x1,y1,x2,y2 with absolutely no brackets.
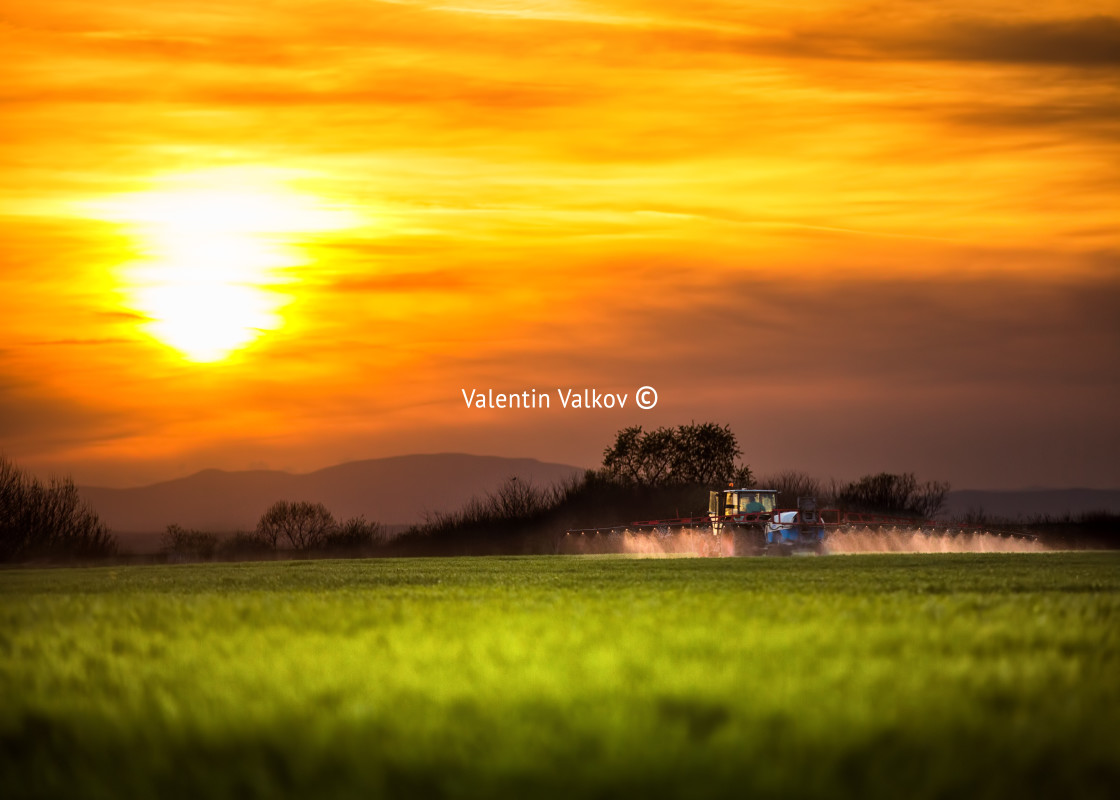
823,528,1048,554
560,528,723,557
560,527,1048,556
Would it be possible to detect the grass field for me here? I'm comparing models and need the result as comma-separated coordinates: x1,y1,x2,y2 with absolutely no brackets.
2,552,1118,799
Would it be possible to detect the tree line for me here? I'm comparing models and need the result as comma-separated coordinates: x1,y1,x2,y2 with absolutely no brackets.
0,424,967,562
161,501,386,560
0,454,389,563
599,424,948,517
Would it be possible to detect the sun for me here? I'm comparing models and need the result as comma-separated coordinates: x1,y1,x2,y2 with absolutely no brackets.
91,171,355,362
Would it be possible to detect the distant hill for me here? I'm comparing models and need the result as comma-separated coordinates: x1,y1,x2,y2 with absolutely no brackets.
81,454,585,539
942,489,1120,520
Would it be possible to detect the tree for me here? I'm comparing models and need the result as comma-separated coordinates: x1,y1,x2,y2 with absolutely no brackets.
601,423,743,486
601,426,645,484
638,427,677,484
672,422,741,485
256,500,336,550
732,464,755,488
835,473,950,518
0,456,116,562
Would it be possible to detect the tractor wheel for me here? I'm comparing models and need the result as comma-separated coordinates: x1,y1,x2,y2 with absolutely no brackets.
751,528,766,554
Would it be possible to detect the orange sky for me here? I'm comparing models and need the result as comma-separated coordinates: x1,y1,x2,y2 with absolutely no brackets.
2,1,1118,488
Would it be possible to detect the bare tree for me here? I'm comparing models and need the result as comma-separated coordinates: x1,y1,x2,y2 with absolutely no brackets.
0,456,115,562
256,500,337,550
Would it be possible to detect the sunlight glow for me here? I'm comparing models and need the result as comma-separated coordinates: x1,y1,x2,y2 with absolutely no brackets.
91,173,358,362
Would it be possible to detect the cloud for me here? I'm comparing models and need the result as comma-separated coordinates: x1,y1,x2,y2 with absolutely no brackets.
560,11,1120,70
0,376,138,450
917,16,1120,67
637,272,1120,389
28,338,138,346
945,95,1120,140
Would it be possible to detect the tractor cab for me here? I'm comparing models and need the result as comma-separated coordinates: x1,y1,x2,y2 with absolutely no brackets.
709,488,778,519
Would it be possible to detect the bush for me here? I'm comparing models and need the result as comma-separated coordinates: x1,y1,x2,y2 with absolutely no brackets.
834,472,949,518
417,476,569,536
218,530,275,558
322,517,385,551
0,456,116,562
161,524,218,561
391,470,716,556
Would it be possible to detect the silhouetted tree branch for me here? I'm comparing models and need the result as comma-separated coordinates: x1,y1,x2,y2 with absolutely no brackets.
0,456,116,562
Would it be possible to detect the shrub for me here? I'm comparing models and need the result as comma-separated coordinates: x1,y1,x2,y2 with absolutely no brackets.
322,516,385,551
418,476,565,535
218,530,275,557
758,470,823,509
835,472,950,518
161,524,218,561
0,456,116,562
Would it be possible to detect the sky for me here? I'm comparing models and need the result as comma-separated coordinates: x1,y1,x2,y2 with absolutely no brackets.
2,0,1118,489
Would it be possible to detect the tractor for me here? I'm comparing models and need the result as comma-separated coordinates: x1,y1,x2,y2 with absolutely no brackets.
708,488,826,555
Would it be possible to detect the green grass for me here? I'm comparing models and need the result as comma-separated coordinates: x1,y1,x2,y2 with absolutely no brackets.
2,553,1118,799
